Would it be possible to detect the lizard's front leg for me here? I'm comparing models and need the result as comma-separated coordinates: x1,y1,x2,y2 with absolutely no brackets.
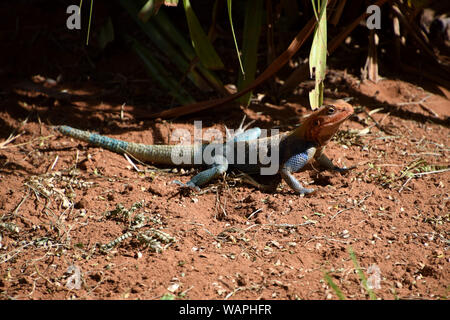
280,169,314,195
315,152,355,173
280,148,316,195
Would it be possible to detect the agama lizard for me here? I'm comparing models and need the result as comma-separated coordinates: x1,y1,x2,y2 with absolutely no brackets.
56,100,354,195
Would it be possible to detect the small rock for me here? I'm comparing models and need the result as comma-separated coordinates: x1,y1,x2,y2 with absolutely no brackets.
131,287,141,293
236,274,247,286
74,199,87,209
18,277,30,285
420,265,435,277
167,283,180,293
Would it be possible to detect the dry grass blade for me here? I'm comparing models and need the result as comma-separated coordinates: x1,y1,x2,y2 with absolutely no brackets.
413,168,450,176
0,132,23,149
0,116,29,149
362,30,379,82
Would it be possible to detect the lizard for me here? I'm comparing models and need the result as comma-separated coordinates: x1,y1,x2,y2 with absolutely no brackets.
56,99,354,195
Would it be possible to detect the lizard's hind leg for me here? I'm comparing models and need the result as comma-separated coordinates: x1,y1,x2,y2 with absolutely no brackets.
173,156,229,191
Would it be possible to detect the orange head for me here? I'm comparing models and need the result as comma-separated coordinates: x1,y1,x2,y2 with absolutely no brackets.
292,100,354,145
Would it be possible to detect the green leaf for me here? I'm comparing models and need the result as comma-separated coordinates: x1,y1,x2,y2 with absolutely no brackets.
237,0,263,106
309,0,327,109
86,0,93,45
183,0,224,70
323,272,347,300
161,293,176,300
227,0,245,77
349,247,377,300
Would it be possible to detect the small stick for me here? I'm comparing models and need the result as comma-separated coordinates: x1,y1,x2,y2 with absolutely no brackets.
225,287,243,300
263,222,314,228
7,135,54,149
395,95,439,118
124,153,142,172
414,168,450,176
47,155,59,172
363,109,393,135
396,95,431,106
247,208,262,220
399,168,449,193
419,103,439,118
399,176,412,193
12,192,30,216
330,192,373,220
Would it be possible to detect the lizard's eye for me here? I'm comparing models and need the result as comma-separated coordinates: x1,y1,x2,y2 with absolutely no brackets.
327,106,335,115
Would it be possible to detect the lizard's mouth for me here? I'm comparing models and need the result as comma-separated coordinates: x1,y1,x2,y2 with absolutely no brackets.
315,112,353,145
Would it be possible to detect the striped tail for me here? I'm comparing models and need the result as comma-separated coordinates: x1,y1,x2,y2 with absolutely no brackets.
57,125,197,165
58,125,129,153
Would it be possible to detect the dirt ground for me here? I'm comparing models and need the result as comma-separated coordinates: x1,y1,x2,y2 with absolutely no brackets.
0,2,449,300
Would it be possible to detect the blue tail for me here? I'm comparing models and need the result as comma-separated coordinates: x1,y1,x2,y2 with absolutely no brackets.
57,125,129,153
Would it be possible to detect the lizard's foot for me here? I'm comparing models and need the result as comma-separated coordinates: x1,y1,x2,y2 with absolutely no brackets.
172,180,201,192
333,165,356,174
296,187,315,195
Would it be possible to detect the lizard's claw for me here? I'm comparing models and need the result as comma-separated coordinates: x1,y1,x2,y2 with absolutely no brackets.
297,187,315,195
333,165,356,174
172,180,201,192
